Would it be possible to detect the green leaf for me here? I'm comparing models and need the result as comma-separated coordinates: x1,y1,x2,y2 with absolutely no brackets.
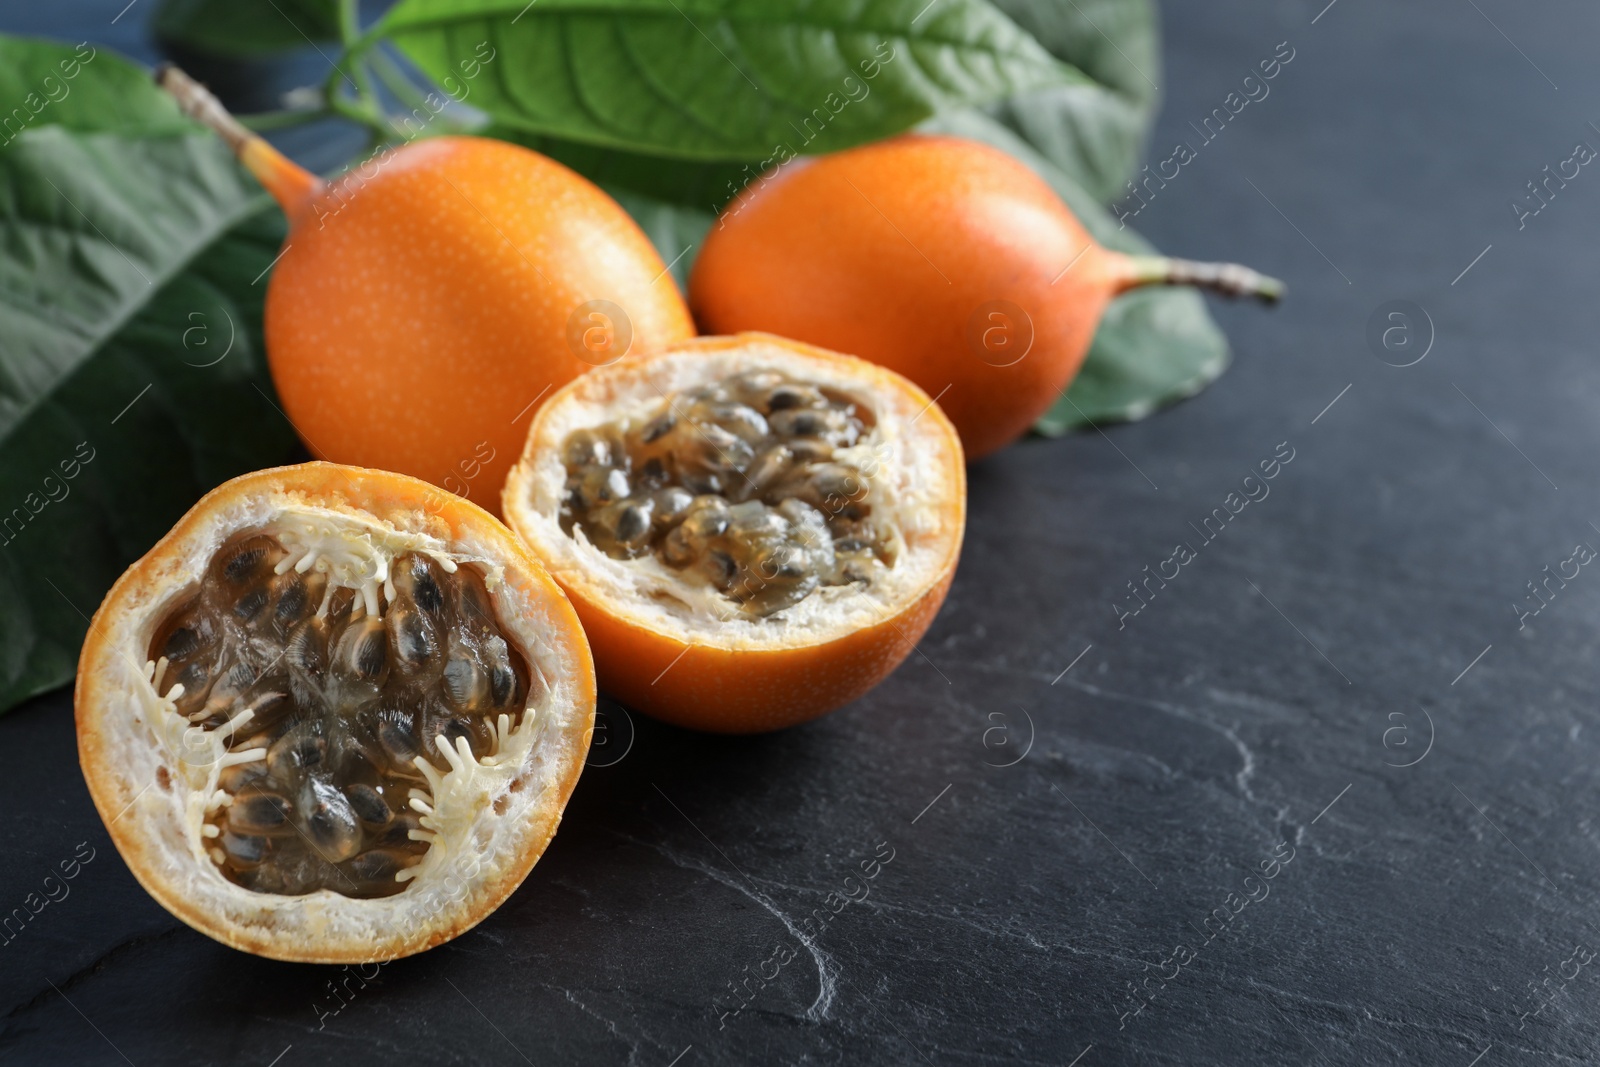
603,187,714,293
381,0,1090,160
154,0,342,58
488,125,756,213
922,109,1228,433
0,123,297,714
983,0,1161,203
0,36,192,139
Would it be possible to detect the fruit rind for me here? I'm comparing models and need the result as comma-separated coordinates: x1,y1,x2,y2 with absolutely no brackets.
504,333,965,733
75,463,595,963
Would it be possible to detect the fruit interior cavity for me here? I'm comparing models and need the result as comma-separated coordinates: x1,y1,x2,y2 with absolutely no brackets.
149,532,535,898
559,369,899,618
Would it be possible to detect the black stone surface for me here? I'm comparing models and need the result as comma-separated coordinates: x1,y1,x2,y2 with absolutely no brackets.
4,1,1600,1064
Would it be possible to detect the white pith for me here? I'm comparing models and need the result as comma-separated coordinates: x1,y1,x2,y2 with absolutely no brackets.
82,484,589,959
507,340,961,647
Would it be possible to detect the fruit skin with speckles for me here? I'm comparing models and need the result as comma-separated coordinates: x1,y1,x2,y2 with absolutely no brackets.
157,66,694,514
690,134,1281,460
266,136,695,511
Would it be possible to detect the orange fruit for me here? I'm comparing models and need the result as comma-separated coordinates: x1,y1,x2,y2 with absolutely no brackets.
76,463,595,962
503,333,965,733
159,67,695,513
690,133,1280,460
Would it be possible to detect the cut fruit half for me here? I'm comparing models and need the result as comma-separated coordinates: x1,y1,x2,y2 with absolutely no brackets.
503,333,965,733
75,464,595,962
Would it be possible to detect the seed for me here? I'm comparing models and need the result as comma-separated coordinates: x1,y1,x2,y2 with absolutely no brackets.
268,726,326,776
442,655,487,712
335,616,388,683
702,401,769,441
702,550,738,590
301,778,362,863
388,606,435,669
221,831,266,868
241,690,289,727
743,445,792,497
347,848,408,883
218,761,268,794
556,371,890,616
162,624,201,660
563,428,613,467
641,412,676,443
222,541,271,585
286,618,328,674
273,572,317,626
344,783,391,825
377,716,419,766
768,408,818,437
786,439,834,463
569,465,629,510
234,587,269,622
441,717,470,745
395,555,444,615
766,384,817,410
482,637,519,708
652,487,694,525
662,525,697,567
148,533,538,899
176,661,210,700
612,502,652,545
229,791,291,833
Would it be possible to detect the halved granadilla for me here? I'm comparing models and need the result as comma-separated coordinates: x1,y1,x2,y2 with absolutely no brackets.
503,333,965,733
75,463,594,962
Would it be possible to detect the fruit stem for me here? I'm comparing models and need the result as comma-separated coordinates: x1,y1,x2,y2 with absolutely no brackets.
1119,255,1284,303
155,64,323,224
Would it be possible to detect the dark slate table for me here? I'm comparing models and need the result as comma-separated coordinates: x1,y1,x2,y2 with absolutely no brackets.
6,1,1600,1064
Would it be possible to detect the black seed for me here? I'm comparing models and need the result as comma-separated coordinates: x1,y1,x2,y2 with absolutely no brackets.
356,635,386,678
767,385,805,410
615,504,650,543
391,609,434,667
457,580,488,630
643,413,676,442
218,761,268,794
787,411,823,436
489,664,517,707
268,728,325,774
443,657,486,710
378,719,418,764
303,779,361,861
275,579,308,621
406,558,444,615
230,792,290,833
163,626,199,660
347,849,406,883
345,784,391,824
336,618,388,682
222,831,266,867
223,544,268,584
234,587,269,621
286,620,327,673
